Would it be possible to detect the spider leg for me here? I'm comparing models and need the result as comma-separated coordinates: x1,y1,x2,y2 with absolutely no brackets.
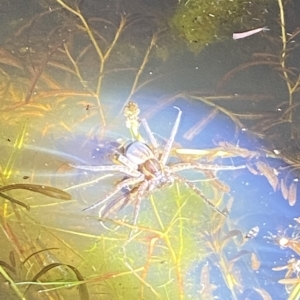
117,154,139,171
132,181,149,225
169,162,245,173
100,181,149,238
141,118,159,157
70,163,140,177
100,194,129,219
160,107,182,165
172,173,227,217
83,175,144,211
100,186,138,218
98,192,133,232
129,180,149,238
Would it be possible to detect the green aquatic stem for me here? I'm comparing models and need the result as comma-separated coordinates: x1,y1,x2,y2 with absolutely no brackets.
55,0,106,126
181,92,244,135
0,265,26,300
218,256,239,300
3,119,27,179
277,0,293,121
0,184,71,200
0,192,30,211
125,33,158,104
63,43,89,90
149,188,191,300
23,263,89,299
97,15,126,94
174,183,185,300
124,261,159,297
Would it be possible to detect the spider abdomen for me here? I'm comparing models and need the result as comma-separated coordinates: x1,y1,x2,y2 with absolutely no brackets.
125,141,154,165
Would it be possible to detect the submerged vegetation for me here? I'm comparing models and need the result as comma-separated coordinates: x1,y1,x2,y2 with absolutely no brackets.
0,0,300,299
170,0,273,53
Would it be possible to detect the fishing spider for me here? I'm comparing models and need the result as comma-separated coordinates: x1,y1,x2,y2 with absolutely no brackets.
71,107,244,227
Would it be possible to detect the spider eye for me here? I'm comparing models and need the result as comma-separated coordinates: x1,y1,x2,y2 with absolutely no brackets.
125,141,154,165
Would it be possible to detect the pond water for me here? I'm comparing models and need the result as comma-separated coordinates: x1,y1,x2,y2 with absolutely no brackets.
1,0,300,299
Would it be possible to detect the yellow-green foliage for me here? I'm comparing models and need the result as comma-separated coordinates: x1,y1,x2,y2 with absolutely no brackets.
170,0,273,53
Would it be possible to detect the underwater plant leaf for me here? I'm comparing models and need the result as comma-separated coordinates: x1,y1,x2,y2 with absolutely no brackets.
217,60,280,91
284,239,300,256
0,192,30,211
289,282,300,300
66,264,89,300
255,161,278,191
279,277,300,284
223,271,241,292
199,262,217,298
175,144,257,162
25,41,63,104
228,250,251,266
246,162,259,175
203,170,230,193
272,265,288,271
281,178,289,200
0,265,25,300
23,248,59,265
175,148,217,161
252,288,272,300
34,89,95,100
26,262,89,300
209,209,228,236
220,229,243,248
183,108,218,141
3,120,28,179
218,141,261,159
226,196,234,214
0,184,71,200
26,263,63,288
288,181,297,206
0,48,23,69
9,251,16,270
0,260,16,274
251,253,260,270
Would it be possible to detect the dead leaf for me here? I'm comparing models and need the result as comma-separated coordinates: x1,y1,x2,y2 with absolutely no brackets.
288,181,297,206
251,253,260,270
280,178,289,200
255,161,278,191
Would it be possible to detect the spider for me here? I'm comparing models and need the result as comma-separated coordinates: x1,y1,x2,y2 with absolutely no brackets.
70,106,245,227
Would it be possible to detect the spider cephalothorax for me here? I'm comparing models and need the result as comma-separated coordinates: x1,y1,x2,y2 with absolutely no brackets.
70,106,244,227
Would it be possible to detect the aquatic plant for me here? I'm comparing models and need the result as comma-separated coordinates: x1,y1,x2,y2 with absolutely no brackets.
268,220,300,300
190,201,269,299
217,0,300,139
0,0,163,137
1,0,299,299
170,0,273,53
